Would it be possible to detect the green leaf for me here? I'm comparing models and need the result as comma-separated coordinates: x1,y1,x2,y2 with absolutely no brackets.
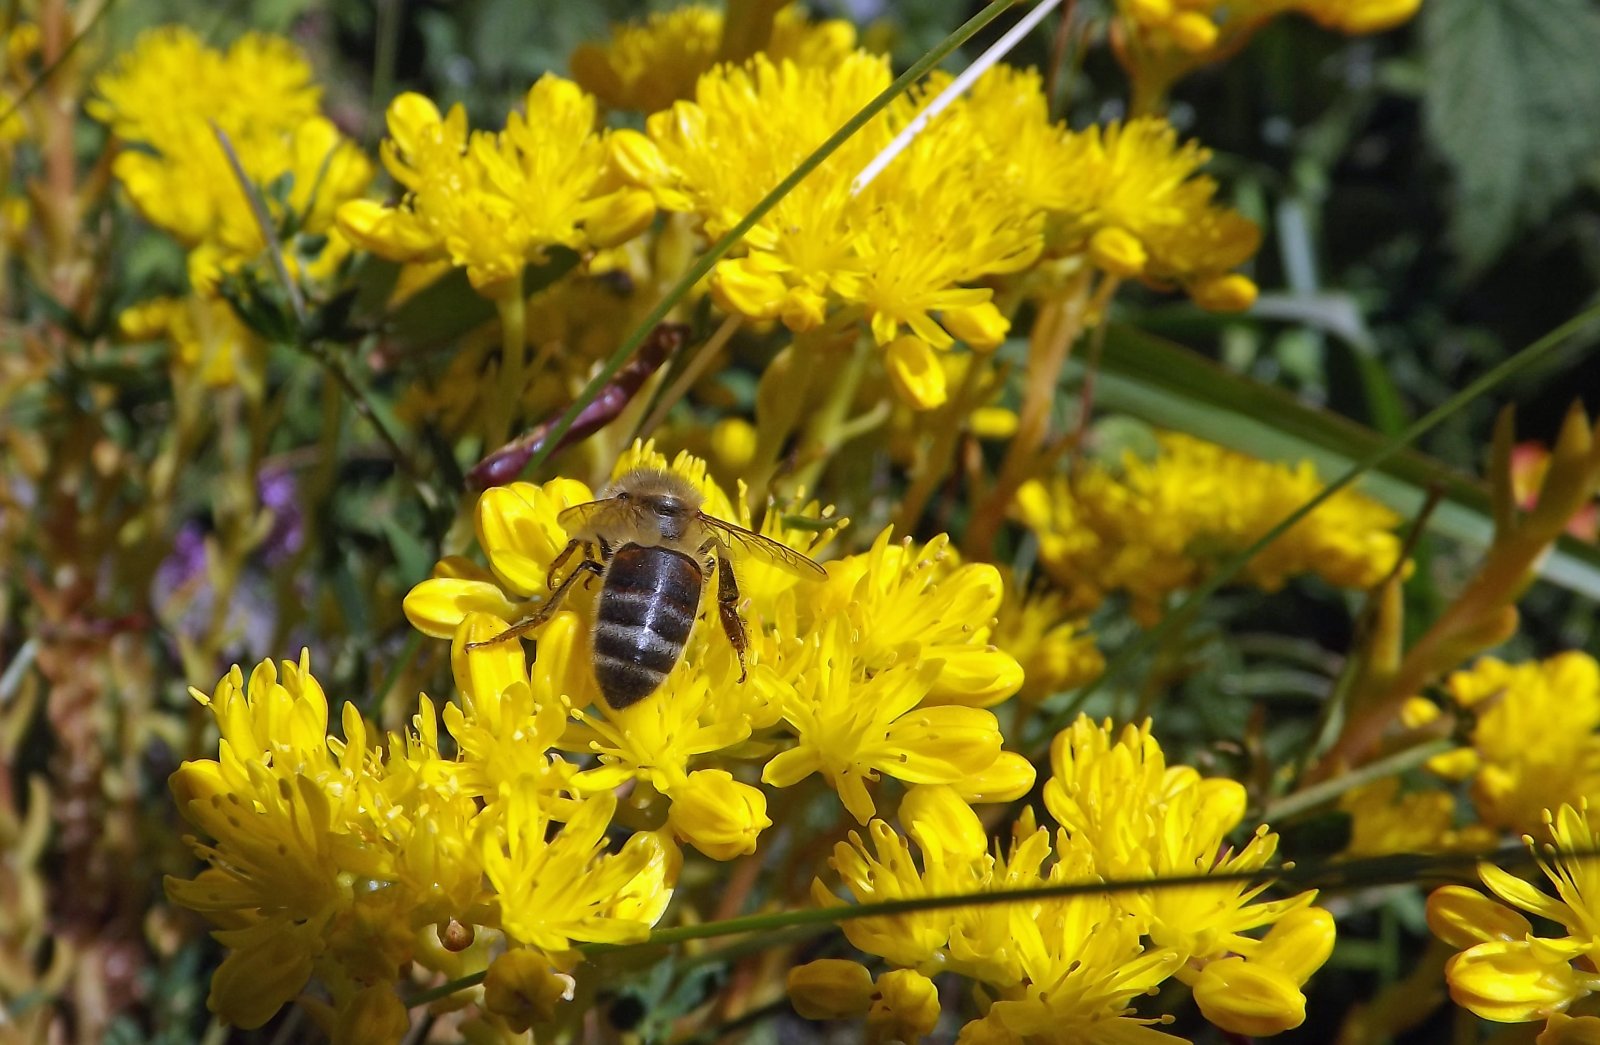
381,249,579,356
1075,324,1600,601
1423,0,1600,273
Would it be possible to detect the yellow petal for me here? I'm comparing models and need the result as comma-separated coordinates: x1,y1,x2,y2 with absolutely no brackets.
1427,885,1533,950
951,751,1036,804
901,785,987,865
884,335,947,411
941,301,1009,352
404,577,523,638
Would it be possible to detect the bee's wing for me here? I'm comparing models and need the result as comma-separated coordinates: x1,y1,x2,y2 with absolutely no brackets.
557,496,638,537
699,515,827,579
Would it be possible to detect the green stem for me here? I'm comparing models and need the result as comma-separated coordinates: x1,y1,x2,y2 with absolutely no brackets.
1262,737,1455,825
404,839,1548,1009
488,279,527,452
790,335,870,494
895,358,985,534
514,0,1022,484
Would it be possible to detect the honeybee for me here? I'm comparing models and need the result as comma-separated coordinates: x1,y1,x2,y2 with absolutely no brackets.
468,469,826,709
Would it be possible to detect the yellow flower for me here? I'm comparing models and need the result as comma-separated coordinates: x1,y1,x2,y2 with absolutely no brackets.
992,580,1104,703
571,3,857,113
165,656,417,1028
338,77,660,294
479,787,672,966
814,529,1022,708
1043,715,1329,1029
1111,0,1421,103
118,295,264,388
1431,803,1600,1026
1017,432,1404,623
482,949,576,1032
961,67,1259,307
788,959,878,1019
1438,653,1600,835
647,52,1040,365
91,28,371,286
812,785,1188,1040
1339,776,1496,857
764,620,1005,824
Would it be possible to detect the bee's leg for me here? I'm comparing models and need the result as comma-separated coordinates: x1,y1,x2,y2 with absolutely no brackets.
467,557,603,650
711,548,749,684
545,539,583,593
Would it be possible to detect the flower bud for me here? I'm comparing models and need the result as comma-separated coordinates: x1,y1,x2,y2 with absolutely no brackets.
1255,907,1336,984
902,785,987,864
483,949,576,1033
1088,227,1148,278
951,751,1037,804
713,257,788,320
1193,957,1307,1036
668,770,771,860
1189,273,1259,313
332,986,410,1045
1170,11,1221,51
788,959,876,1020
867,969,940,1044
942,301,1010,352
1446,939,1588,1023
885,335,948,411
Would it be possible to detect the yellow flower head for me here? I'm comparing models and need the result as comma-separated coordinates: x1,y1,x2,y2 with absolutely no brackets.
91,28,371,287
1430,803,1600,1027
118,295,263,387
992,579,1105,703
479,787,673,964
647,52,1040,379
1017,432,1405,623
571,3,857,113
1439,653,1600,835
338,76,661,294
811,785,1187,1039
166,655,442,1028
1043,715,1329,1032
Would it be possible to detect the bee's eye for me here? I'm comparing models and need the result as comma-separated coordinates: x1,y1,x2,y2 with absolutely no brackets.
616,491,630,502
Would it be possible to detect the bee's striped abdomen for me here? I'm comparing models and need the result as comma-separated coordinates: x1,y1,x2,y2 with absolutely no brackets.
593,543,701,708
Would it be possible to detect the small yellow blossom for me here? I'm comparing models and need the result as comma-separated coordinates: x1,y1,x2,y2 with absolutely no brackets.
118,295,264,388
647,52,1040,384
1431,803,1600,1030
992,580,1104,703
91,28,371,287
1017,432,1404,623
480,787,670,964
339,76,662,294
963,67,1259,307
1044,715,1328,1030
482,950,576,1032
1436,653,1600,834
1339,777,1496,857
571,3,857,113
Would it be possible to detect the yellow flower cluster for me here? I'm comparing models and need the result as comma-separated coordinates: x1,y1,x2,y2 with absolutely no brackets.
793,716,1334,1041
645,54,1258,408
90,27,372,292
570,3,857,113
337,76,666,296
1429,803,1600,1037
1403,652,1600,836
405,442,1028,842
167,650,674,1035
1017,432,1404,622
